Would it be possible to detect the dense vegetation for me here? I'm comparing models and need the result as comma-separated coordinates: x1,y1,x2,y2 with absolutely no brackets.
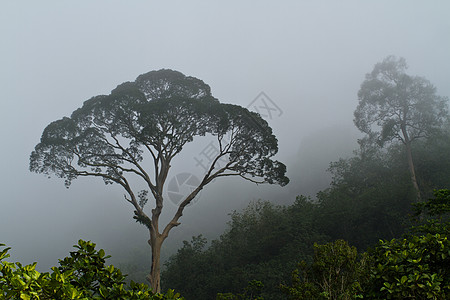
162,197,327,299
162,121,450,299
162,186,450,299
281,190,450,299
3,187,448,300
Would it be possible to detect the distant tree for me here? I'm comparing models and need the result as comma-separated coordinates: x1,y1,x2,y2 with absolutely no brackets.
354,56,448,201
316,120,450,249
29,69,289,292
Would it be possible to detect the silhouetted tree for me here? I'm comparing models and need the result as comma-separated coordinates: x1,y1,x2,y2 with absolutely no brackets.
29,69,289,292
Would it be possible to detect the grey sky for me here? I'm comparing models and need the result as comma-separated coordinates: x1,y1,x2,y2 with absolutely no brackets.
1,1,449,270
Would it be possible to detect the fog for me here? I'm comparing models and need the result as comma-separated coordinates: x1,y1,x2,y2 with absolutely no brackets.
1,1,450,272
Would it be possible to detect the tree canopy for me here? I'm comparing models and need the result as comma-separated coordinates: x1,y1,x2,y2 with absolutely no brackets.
30,69,288,190
354,56,448,145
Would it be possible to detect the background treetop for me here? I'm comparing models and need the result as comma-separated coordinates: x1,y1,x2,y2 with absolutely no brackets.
354,55,449,146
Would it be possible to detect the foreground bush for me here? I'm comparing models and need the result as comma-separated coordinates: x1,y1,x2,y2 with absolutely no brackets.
281,235,450,300
364,189,450,299
366,233,450,299
280,240,368,299
0,240,183,300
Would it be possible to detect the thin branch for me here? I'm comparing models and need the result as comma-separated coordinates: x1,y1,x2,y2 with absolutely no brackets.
110,135,156,191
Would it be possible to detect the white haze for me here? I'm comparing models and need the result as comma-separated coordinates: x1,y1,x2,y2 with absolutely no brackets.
1,1,450,271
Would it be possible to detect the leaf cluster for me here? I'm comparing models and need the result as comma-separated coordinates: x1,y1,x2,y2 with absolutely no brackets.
366,233,450,299
216,280,265,300
411,189,450,236
0,240,184,300
280,240,369,300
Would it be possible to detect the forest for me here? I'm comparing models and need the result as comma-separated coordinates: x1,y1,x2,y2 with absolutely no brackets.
2,56,450,299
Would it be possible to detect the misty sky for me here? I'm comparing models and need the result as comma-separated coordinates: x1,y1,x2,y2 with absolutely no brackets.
1,1,450,271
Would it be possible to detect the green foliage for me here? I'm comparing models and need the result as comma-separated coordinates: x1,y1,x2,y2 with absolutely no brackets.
159,96,448,299
366,234,450,299
216,280,265,300
281,231,450,299
280,240,368,300
161,191,450,299
0,240,184,300
162,197,327,299
282,197,450,300
410,131,450,194
363,189,450,299
162,138,450,299
412,189,450,235
316,144,414,250
56,240,127,295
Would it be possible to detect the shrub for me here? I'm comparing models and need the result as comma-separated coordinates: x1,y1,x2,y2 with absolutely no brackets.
0,240,183,300
365,233,450,299
280,240,368,299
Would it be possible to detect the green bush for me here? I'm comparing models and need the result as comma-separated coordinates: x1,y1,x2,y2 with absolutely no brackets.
280,240,368,299
363,189,450,299
216,280,265,300
281,233,450,300
411,189,450,236
366,233,450,299
0,240,184,300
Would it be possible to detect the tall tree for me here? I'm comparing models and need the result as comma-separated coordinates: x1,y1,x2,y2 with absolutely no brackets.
354,56,448,201
29,69,289,292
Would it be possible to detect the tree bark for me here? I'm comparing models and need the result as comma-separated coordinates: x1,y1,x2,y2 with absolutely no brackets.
144,163,205,293
147,234,165,293
400,122,421,202
404,140,421,202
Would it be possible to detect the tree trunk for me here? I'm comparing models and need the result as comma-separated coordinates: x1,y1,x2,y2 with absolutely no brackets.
400,123,421,203
147,234,164,293
405,140,421,202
